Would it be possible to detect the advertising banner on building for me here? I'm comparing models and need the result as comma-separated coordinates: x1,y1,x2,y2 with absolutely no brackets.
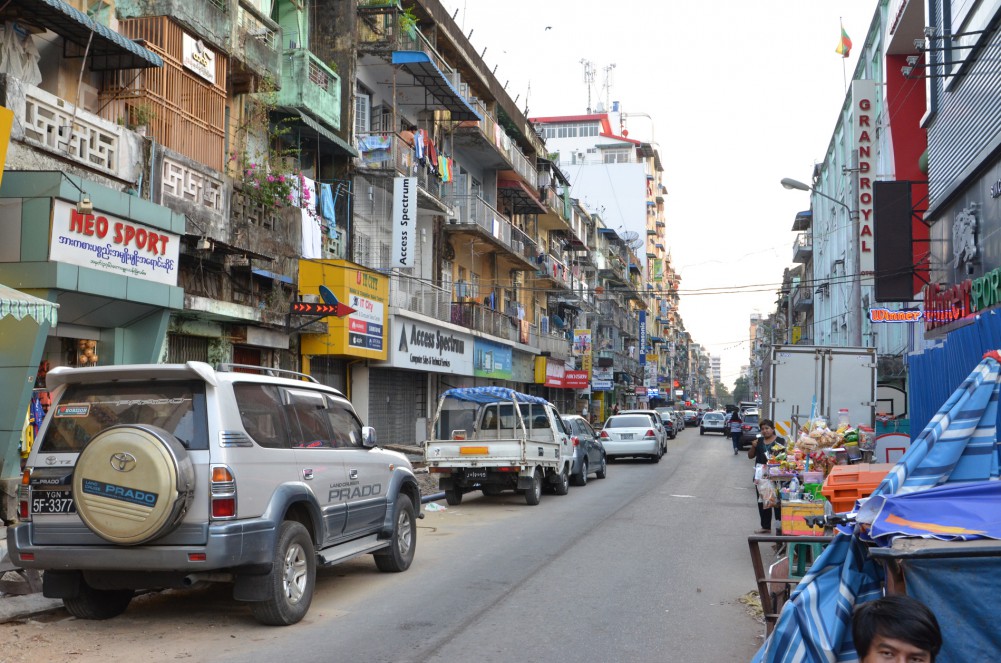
474,338,512,379
298,259,388,360
644,355,658,388
653,258,663,282
592,366,613,391
564,370,589,389
638,312,647,365
182,32,216,84
392,177,416,268
50,200,179,286
853,79,877,278
388,316,472,374
573,328,593,376
534,356,565,387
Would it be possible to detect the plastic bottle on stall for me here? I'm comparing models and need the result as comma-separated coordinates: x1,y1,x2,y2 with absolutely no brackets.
838,408,850,429
789,476,800,500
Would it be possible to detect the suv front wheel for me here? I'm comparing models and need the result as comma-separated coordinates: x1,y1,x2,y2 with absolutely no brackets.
251,520,316,626
374,495,417,572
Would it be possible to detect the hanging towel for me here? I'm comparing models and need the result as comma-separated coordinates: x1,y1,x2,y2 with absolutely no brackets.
301,208,322,259
319,183,336,223
301,176,318,213
414,129,426,162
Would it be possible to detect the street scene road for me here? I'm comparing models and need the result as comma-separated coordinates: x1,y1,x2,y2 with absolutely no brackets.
1,426,763,663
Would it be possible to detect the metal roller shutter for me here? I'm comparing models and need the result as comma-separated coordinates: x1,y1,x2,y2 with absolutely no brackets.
369,369,423,445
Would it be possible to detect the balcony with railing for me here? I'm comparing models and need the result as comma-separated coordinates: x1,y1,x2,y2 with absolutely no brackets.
444,195,539,270
276,48,342,131
792,232,813,263
387,275,569,360
792,283,814,312
233,0,281,82
355,132,448,208
356,6,479,121
13,81,138,181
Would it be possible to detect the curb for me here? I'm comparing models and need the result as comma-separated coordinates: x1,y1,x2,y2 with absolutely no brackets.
0,593,63,624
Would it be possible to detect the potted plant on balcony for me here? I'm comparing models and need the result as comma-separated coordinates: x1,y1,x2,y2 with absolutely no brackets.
399,5,418,39
131,103,156,137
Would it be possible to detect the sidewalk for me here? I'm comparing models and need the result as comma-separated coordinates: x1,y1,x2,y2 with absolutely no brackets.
0,526,63,623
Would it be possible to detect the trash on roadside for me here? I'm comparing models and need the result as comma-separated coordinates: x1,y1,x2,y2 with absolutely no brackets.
425,502,446,511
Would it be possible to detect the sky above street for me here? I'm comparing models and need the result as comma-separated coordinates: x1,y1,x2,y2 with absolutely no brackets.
440,0,878,389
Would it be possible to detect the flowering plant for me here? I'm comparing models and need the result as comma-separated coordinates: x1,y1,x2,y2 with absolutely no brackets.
239,160,294,208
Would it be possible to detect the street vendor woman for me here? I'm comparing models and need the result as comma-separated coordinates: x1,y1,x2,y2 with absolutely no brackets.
749,418,785,534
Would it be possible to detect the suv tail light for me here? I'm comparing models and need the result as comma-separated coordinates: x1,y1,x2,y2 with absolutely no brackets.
210,465,237,519
571,435,580,447
18,469,31,521
742,425,752,431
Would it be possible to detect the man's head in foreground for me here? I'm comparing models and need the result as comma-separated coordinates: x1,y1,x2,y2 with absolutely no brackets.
852,594,942,663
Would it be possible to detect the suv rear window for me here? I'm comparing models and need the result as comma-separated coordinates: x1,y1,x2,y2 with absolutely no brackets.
40,381,208,452
744,414,760,424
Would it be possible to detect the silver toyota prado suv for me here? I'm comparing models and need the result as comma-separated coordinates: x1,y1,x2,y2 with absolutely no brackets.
8,362,421,626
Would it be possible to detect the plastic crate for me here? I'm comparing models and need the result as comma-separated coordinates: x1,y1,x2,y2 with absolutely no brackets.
821,463,895,513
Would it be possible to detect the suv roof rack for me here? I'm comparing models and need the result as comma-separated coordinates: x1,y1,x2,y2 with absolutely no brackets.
216,363,319,383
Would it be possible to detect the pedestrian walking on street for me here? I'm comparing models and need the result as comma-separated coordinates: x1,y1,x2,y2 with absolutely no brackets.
728,411,743,455
749,418,784,534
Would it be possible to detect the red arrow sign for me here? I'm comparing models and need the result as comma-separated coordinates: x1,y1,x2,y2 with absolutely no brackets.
290,301,356,317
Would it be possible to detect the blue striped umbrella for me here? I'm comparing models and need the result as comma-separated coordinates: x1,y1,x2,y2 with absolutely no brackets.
872,354,1000,496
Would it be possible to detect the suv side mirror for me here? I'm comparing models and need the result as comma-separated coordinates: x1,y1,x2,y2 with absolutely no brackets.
363,426,377,447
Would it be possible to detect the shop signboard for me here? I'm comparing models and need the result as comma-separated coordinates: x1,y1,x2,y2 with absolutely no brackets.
474,338,512,379
564,370,589,389
638,312,647,365
853,79,877,278
298,260,388,360
534,356,565,387
391,177,416,268
592,366,613,391
182,32,216,84
389,317,472,374
49,200,179,286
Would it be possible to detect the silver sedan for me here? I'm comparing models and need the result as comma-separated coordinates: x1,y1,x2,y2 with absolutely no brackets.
600,414,663,462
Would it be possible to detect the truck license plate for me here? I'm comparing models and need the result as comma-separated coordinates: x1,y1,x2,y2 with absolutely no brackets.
465,469,488,480
32,490,76,514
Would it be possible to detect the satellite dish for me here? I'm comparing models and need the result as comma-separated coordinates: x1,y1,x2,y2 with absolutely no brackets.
620,230,640,242
319,285,339,307
629,239,644,251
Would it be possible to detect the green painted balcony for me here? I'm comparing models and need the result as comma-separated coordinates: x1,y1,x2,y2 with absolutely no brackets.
276,48,342,131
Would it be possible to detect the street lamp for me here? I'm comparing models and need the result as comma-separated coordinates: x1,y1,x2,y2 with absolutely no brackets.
780,177,862,346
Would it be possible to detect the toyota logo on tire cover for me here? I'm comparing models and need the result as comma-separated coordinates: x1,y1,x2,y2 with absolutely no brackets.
110,452,137,472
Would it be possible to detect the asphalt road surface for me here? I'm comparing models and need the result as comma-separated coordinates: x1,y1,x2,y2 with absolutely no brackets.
0,425,766,663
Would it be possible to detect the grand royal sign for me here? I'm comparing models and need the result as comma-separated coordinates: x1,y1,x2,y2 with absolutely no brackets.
853,80,877,277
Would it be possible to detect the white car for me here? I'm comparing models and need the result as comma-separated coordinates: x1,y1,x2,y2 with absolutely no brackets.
620,409,668,455
700,411,727,435
600,414,663,462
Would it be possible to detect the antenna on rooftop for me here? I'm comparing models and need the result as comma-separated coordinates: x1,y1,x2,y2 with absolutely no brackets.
580,59,595,114
602,63,617,114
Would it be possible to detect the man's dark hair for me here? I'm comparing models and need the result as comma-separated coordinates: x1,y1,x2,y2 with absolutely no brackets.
852,595,942,661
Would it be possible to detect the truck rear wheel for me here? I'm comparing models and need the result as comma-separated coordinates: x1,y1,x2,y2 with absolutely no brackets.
444,488,463,506
553,467,570,495
524,468,542,505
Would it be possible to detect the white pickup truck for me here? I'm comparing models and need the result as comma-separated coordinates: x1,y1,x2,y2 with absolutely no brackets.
423,387,574,506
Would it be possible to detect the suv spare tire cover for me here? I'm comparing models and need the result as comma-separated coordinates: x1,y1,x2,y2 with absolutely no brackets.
72,425,195,545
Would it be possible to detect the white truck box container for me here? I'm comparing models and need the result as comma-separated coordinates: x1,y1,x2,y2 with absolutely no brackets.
765,345,876,439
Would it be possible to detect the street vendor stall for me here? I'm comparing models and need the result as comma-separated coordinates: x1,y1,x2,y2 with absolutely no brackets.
0,283,58,516
753,351,1001,663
